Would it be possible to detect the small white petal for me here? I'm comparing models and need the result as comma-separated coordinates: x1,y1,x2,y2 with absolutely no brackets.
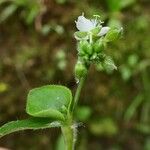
99,27,110,36
76,16,95,32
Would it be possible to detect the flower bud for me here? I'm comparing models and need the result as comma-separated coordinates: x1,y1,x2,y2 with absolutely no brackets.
74,31,88,40
105,27,123,42
91,26,102,36
78,40,93,55
93,39,104,53
75,61,88,79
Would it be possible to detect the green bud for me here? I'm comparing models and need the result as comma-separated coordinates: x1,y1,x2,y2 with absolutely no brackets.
82,55,89,61
91,26,102,36
93,39,104,53
75,61,88,79
105,27,123,42
74,31,88,40
78,40,93,55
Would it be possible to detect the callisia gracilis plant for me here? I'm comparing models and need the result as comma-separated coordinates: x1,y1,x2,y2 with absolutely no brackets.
0,13,123,150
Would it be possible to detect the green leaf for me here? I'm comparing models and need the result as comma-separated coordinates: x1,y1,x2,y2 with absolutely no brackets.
103,56,117,73
25,6,39,24
0,4,18,23
93,39,104,53
120,0,136,9
78,40,93,55
0,118,61,138
106,0,121,12
124,94,143,122
106,0,136,12
26,85,72,120
105,28,123,42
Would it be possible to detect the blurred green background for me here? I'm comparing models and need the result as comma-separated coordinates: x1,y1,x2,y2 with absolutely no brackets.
0,0,150,149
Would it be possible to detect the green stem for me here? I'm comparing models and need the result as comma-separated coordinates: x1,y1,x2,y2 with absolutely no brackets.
61,122,76,150
63,65,88,150
62,76,87,150
72,77,86,113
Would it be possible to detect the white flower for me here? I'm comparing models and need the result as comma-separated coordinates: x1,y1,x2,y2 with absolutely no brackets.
98,27,110,36
75,15,97,32
74,14,110,41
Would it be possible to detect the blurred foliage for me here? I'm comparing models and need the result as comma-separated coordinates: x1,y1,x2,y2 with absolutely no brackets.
0,0,42,24
0,82,9,93
89,118,118,136
0,0,150,149
55,134,66,150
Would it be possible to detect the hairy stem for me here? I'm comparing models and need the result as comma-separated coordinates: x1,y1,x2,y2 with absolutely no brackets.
62,76,87,150
61,122,76,150
64,65,89,149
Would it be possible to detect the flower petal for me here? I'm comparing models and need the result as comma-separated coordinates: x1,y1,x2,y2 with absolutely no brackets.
99,27,110,36
76,16,95,32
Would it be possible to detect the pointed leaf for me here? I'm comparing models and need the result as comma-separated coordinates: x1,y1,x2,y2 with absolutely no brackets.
124,94,143,122
0,118,61,138
26,85,72,120
103,56,117,73
105,28,123,42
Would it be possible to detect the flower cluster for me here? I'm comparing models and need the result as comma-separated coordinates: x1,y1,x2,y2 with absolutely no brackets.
74,14,110,41
74,14,123,79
